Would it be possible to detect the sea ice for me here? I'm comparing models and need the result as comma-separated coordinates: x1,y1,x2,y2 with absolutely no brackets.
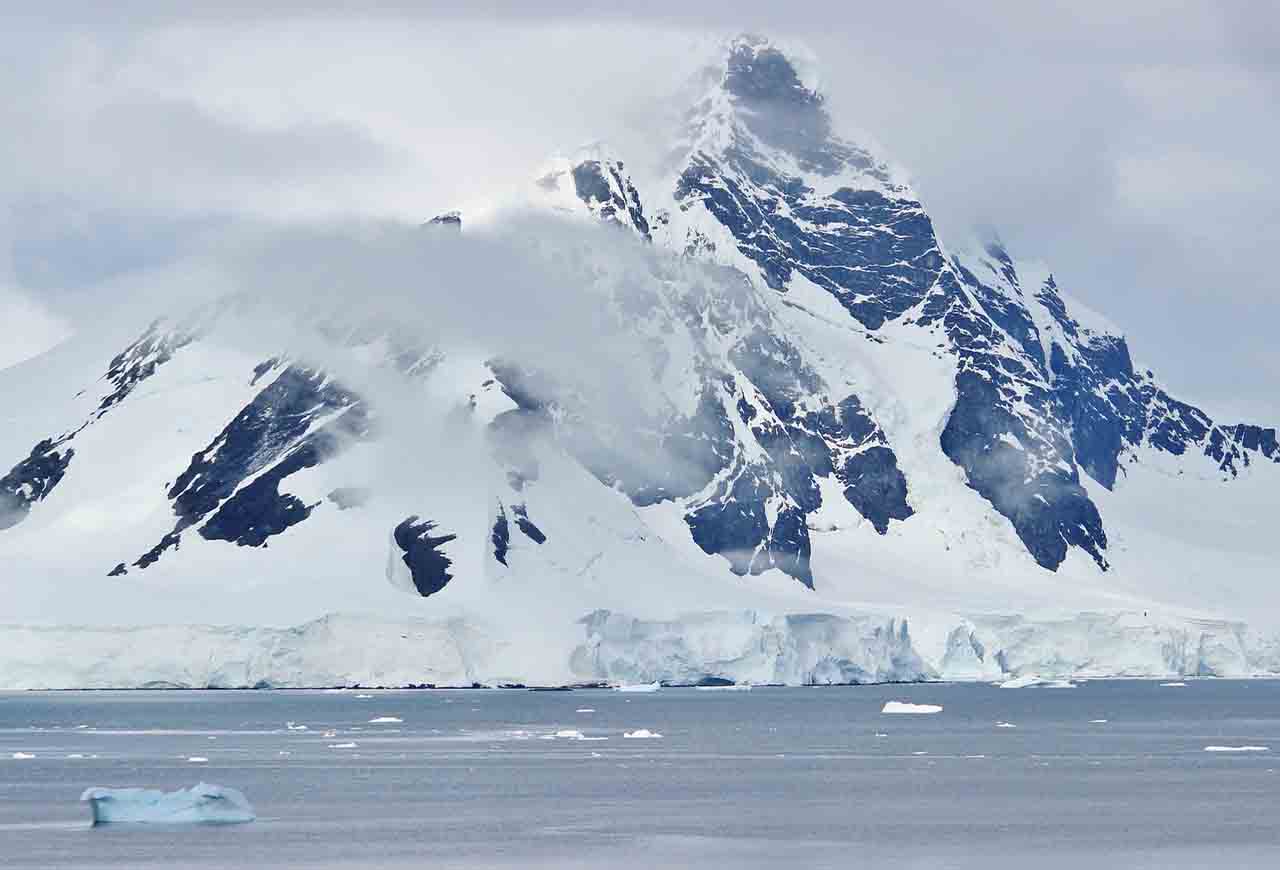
1203,745,1269,753
615,682,661,693
881,701,942,714
999,674,1071,689
329,742,358,749
11,752,35,759
623,729,663,739
186,757,208,763
1160,682,1188,687
554,729,586,739
996,721,1017,728
575,708,595,713
81,783,255,825
368,716,403,724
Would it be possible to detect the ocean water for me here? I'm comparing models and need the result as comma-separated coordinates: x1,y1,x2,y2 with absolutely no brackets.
1,681,1278,868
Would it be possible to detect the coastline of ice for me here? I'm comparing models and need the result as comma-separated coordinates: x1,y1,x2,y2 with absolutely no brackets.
81,783,255,825
0,606,1277,690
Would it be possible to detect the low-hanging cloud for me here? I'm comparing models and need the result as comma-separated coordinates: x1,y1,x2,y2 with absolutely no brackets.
2,2,1277,422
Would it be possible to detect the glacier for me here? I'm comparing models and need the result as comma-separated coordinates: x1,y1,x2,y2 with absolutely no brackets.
1,36,1278,689
81,783,255,825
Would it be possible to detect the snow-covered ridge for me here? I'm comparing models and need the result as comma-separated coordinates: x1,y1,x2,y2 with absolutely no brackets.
1,35,1278,689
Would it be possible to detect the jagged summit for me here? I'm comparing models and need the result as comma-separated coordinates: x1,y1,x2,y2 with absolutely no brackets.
721,34,823,108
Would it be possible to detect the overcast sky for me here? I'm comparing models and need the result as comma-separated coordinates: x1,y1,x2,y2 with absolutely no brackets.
2,1,1276,422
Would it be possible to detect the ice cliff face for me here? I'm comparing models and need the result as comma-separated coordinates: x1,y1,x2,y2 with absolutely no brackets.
1,36,1278,688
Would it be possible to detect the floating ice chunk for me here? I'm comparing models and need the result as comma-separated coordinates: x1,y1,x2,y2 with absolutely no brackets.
285,722,308,731
1090,719,1109,724
329,742,358,749
67,753,85,759
995,722,1017,728
623,729,663,739
368,716,403,724
81,783,255,825
11,752,35,759
187,757,209,763
695,684,752,692
1204,745,1269,753
999,674,1075,689
1160,682,1188,687
874,733,889,738
576,708,595,714
554,729,586,740
881,701,942,714
615,682,661,693
912,751,929,756
355,694,373,699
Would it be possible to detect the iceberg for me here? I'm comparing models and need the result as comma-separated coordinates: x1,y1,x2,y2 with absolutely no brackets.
881,701,942,714
615,682,661,693
1203,745,1269,753
623,729,663,739
80,783,255,825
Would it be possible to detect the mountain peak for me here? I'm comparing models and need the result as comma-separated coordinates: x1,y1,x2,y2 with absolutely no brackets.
721,35,822,108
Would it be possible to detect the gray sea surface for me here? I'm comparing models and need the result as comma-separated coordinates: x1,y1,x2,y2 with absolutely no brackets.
1,681,1278,868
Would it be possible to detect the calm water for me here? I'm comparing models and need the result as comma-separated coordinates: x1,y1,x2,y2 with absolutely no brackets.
1,681,1278,868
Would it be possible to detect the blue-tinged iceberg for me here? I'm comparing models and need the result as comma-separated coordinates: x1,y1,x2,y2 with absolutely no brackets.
81,782,255,825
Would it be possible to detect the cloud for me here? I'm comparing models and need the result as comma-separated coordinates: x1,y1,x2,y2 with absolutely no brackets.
1,2,1276,421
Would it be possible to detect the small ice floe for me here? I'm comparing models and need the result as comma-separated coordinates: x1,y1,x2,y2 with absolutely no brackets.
82,783,255,825
615,682,661,693
996,721,1017,729
881,701,942,715
285,722,308,732
874,733,889,738
11,752,35,760
576,708,596,714
368,717,403,724
186,757,209,764
695,684,752,692
966,755,987,759
207,736,217,740
911,751,929,756
66,753,85,759
321,731,338,738
355,694,373,699
999,674,1076,689
623,729,663,739
1160,682,1188,688
554,729,586,740
1090,719,1109,724
1204,745,1270,753
329,742,358,749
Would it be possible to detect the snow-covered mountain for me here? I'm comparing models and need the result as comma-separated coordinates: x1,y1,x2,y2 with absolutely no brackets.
3,36,1278,688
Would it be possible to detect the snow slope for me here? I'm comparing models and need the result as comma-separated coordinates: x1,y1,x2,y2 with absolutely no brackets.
1,36,1277,688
